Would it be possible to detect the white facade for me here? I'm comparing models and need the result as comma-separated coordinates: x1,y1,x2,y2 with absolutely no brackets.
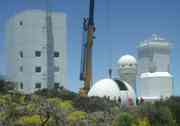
117,55,137,89
139,72,173,98
6,10,67,93
137,34,173,98
137,34,172,74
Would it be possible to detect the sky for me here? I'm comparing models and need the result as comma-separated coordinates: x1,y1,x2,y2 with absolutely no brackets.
0,0,180,95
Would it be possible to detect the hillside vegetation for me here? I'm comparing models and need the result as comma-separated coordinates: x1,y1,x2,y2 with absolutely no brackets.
0,81,180,126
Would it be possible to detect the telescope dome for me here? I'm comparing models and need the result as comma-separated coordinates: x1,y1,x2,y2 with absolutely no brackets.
118,55,137,67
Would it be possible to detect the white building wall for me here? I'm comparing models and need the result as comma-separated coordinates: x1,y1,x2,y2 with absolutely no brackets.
140,73,173,98
153,54,170,72
137,35,173,97
6,10,67,93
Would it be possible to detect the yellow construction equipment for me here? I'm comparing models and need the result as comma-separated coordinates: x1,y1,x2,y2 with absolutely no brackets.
79,0,96,96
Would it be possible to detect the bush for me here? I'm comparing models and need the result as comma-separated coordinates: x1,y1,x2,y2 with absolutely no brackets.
16,115,45,125
164,96,180,125
0,81,15,94
48,98,74,112
73,96,118,112
135,118,151,126
112,112,136,126
138,102,176,126
67,111,87,126
35,88,78,100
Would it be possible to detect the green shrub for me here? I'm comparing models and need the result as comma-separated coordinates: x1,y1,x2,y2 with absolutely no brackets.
73,96,117,112
135,118,151,126
0,96,8,105
17,115,45,125
0,112,7,121
0,80,15,94
138,102,176,126
164,97,180,125
67,111,87,126
48,98,74,112
112,112,136,126
26,103,37,113
35,88,78,100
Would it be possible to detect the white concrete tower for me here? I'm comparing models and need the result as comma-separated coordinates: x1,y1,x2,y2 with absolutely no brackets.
137,34,173,98
117,55,137,89
137,34,172,75
6,10,67,93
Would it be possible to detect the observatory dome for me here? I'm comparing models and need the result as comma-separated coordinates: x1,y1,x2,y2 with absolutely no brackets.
88,79,136,104
118,55,137,67
88,79,121,100
117,55,137,87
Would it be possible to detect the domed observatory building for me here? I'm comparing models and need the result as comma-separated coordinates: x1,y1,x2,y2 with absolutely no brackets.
117,55,137,90
88,79,136,105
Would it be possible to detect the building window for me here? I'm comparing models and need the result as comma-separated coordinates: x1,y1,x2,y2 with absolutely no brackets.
19,21,23,26
54,66,59,72
121,64,125,67
20,82,23,89
35,83,41,89
20,51,23,58
54,83,60,88
54,52,59,57
20,66,23,72
129,64,133,67
35,66,41,73
35,51,41,57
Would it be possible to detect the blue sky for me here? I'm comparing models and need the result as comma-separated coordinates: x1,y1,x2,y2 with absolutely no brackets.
0,0,180,95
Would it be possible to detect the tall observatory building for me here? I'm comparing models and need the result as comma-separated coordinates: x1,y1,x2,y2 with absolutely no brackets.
137,34,173,98
117,55,137,90
6,10,67,93
137,34,171,74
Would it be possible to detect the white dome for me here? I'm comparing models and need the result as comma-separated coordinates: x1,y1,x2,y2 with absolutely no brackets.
88,79,121,100
118,55,137,65
88,79,136,104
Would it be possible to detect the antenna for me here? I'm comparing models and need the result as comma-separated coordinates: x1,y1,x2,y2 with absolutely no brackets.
108,68,112,79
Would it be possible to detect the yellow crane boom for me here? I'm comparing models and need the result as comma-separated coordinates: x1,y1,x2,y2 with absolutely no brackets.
79,0,95,96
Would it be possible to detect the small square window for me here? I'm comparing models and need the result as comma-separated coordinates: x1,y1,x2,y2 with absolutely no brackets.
20,82,23,89
54,66,59,72
54,83,60,88
35,51,41,57
20,66,23,72
20,51,23,58
121,65,125,67
35,66,41,73
54,52,59,57
35,83,41,89
19,21,23,26
129,64,133,67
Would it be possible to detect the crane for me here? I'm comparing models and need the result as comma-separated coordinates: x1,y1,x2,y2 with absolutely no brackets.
79,0,96,96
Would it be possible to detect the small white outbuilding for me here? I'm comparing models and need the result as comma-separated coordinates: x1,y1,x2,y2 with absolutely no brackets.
139,72,173,98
